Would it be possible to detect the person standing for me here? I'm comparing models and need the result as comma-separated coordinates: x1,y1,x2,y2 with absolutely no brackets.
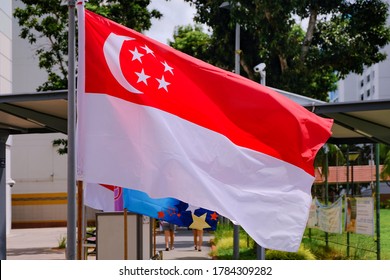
193,229,203,251
161,220,175,251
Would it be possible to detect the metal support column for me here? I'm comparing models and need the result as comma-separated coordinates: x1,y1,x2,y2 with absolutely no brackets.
375,143,381,260
0,131,9,260
346,147,350,257
324,145,329,247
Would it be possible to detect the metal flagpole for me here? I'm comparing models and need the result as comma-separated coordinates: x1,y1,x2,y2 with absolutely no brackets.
375,143,381,260
66,0,77,260
232,21,241,261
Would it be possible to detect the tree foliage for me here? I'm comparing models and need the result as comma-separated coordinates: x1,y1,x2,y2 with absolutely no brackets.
13,0,162,91
182,0,390,100
380,144,390,182
168,25,211,62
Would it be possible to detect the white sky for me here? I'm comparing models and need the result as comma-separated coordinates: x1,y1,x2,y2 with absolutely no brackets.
145,1,308,45
145,0,197,44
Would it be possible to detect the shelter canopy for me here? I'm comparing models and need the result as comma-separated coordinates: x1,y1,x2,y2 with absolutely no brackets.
1,90,390,145
0,91,67,135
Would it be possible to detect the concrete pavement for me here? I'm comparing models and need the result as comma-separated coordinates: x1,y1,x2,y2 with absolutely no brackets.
155,228,213,260
5,227,214,260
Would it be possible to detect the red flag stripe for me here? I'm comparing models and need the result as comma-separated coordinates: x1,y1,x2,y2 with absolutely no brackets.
84,10,332,176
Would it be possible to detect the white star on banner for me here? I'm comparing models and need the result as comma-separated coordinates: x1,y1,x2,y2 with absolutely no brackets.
141,45,155,57
129,47,144,63
135,69,150,85
156,75,171,92
161,61,174,75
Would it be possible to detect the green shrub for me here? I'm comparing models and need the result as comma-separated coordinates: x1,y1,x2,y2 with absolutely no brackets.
57,235,67,249
266,245,316,260
301,238,346,260
380,200,390,209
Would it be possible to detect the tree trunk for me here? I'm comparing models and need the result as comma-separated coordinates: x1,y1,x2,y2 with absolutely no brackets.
240,53,256,81
301,6,318,62
278,54,288,73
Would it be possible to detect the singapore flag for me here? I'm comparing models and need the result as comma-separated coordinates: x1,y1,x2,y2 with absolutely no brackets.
76,3,333,252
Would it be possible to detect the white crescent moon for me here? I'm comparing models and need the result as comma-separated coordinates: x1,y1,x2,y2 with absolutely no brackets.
103,33,142,94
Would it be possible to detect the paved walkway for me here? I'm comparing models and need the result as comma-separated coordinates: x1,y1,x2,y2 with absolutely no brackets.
5,227,213,260
155,228,213,260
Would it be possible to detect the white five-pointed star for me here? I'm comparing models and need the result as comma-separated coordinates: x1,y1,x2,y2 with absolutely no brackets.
161,61,174,75
141,45,155,57
129,47,144,62
156,75,170,92
135,69,150,85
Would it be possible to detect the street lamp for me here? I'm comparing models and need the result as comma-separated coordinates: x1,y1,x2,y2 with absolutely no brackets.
220,1,241,76
254,63,266,85
220,1,241,260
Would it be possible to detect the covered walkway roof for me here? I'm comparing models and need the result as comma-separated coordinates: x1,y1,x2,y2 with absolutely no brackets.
0,90,67,135
304,99,390,145
1,90,390,145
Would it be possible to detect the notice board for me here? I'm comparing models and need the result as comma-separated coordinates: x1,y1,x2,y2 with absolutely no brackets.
96,212,152,260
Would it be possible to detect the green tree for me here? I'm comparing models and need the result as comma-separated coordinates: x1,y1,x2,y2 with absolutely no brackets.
13,0,162,91
182,0,390,100
380,144,390,182
14,0,163,154
168,24,211,62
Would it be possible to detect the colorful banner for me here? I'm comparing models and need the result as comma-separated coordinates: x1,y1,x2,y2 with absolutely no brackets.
345,197,374,236
307,197,343,234
84,183,219,230
122,188,219,230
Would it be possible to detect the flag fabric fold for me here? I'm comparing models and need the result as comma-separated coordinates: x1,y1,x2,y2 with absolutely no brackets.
84,183,122,212
76,4,333,251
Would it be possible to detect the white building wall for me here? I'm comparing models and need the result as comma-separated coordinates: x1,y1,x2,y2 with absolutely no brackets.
377,45,390,100
337,73,359,102
12,0,47,93
11,134,67,195
0,0,12,94
10,0,69,227
1,0,13,234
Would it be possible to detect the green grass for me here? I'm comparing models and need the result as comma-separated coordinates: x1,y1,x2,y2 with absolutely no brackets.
211,209,390,260
57,235,67,249
209,223,256,260
303,209,390,260
380,209,390,259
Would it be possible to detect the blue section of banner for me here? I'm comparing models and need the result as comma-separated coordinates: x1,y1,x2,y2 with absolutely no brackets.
122,188,218,230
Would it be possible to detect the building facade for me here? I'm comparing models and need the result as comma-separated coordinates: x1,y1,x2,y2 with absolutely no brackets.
335,0,390,102
10,0,69,228
1,0,13,234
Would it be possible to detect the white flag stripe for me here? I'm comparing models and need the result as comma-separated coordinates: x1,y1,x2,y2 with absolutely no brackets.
81,94,314,251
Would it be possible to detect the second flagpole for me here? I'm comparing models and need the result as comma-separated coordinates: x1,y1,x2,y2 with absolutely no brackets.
66,0,77,260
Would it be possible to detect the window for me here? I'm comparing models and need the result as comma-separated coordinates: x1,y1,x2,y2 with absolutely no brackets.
360,80,364,87
361,93,364,100
367,74,370,83
367,89,370,97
